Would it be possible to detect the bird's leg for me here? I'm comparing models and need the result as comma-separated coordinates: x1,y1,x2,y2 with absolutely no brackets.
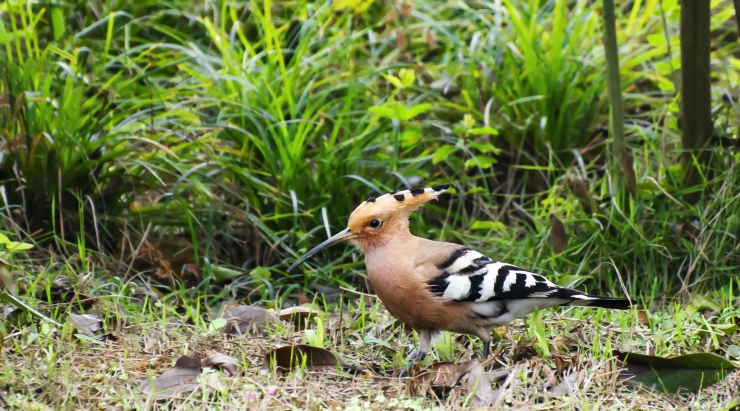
482,340,491,360
402,329,431,376
476,329,494,369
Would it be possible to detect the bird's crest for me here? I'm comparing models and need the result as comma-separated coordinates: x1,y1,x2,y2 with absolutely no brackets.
347,184,451,232
355,184,450,214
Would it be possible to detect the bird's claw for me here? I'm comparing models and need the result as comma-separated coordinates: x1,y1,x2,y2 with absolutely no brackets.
411,350,428,363
399,350,428,377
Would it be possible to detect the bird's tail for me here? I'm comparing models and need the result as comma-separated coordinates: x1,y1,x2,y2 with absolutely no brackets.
565,294,635,310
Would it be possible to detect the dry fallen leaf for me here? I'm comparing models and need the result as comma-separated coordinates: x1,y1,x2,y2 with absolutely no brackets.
553,355,564,374
426,30,436,47
466,361,500,407
297,291,311,305
411,362,459,395
202,350,240,377
220,305,278,335
637,310,650,326
549,214,568,254
546,371,581,397
412,359,509,400
124,236,196,284
266,344,342,372
395,30,405,49
400,3,412,16
277,306,320,331
512,339,537,363
0,265,16,295
566,177,596,215
140,354,202,399
621,147,637,199
68,313,101,336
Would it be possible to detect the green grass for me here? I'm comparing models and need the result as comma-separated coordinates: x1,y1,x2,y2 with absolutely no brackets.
1,277,738,409
1,0,740,408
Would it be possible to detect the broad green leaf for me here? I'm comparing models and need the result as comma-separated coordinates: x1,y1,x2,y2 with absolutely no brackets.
655,62,672,74
5,242,33,251
249,266,271,281
468,187,487,194
465,155,497,169
690,295,722,312
468,126,499,136
662,0,677,12
208,317,228,333
731,57,740,71
433,145,457,164
470,221,506,231
382,74,403,89
368,106,395,118
399,68,416,88
468,141,499,154
616,351,737,393
369,103,409,120
401,124,423,145
212,265,242,282
697,323,739,338
657,80,675,92
0,234,9,244
332,0,375,12
51,6,66,40
646,34,666,47
405,103,432,120
462,114,476,129
728,345,740,359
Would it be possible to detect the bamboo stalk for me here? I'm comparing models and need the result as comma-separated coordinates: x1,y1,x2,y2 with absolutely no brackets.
601,0,626,196
680,0,712,204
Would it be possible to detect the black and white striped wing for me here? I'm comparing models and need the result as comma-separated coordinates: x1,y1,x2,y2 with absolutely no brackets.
426,247,598,304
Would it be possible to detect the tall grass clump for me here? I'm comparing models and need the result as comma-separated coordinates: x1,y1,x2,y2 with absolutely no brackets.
1,0,739,302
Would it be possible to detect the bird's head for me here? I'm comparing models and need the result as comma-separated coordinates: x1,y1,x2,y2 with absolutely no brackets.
287,184,451,271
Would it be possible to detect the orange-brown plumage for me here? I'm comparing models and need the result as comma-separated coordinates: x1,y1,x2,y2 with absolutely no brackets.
287,184,633,368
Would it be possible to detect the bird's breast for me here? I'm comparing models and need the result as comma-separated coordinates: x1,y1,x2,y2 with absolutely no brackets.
365,258,450,330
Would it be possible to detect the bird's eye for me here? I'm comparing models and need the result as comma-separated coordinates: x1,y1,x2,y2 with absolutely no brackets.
369,219,381,228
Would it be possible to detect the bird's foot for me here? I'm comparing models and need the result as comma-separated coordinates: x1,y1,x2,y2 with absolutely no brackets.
480,342,500,370
411,350,429,363
399,350,428,378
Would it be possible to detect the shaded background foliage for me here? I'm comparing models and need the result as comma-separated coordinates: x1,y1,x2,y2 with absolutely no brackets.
1,0,739,304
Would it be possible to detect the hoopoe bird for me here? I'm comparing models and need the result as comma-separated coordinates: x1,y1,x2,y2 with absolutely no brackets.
288,185,633,365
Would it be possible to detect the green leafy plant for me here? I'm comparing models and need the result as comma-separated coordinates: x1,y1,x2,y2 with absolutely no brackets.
0,50,144,249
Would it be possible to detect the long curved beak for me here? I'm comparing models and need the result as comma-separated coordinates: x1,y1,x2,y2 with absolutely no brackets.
287,228,356,272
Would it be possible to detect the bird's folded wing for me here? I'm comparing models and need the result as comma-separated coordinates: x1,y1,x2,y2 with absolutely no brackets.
426,247,594,303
